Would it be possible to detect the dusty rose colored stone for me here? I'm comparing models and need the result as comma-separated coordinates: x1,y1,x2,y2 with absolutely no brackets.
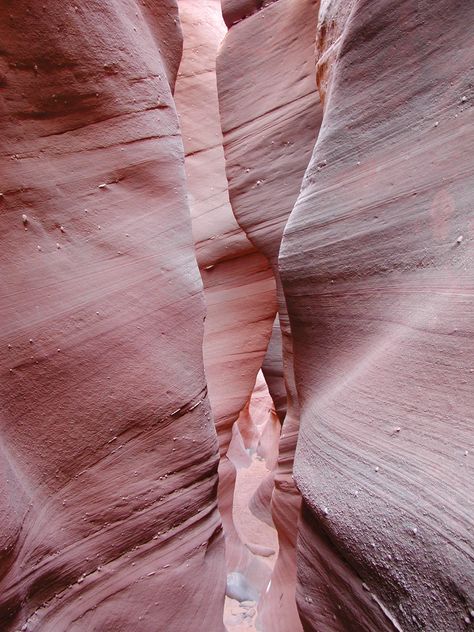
0,2,226,630
281,1,474,630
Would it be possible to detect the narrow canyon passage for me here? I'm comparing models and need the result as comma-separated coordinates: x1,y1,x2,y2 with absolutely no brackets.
174,4,297,627
223,373,280,631
0,1,473,632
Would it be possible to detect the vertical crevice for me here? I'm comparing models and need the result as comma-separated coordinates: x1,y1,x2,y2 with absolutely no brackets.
215,1,323,630
174,2,278,630
224,372,281,630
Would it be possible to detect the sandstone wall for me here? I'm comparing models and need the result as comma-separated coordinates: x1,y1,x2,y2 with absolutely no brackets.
0,2,226,630
281,1,474,629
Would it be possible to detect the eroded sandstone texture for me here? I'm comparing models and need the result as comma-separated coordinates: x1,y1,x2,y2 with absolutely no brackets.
0,2,226,630
280,1,474,630
1,0,473,630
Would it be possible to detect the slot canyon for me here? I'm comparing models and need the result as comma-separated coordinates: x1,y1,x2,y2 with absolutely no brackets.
0,0,472,631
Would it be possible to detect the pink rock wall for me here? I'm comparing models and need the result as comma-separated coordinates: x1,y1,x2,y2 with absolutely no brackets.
280,0,474,630
175,0,276,467
0,2,226,630
217,1,322,629
174,0,277,600
2,0,473,630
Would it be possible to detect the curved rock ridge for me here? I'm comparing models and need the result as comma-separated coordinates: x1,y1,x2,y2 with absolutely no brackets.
280,1,474,630
217,0,322,629
3,1,473,630
0,2,226,630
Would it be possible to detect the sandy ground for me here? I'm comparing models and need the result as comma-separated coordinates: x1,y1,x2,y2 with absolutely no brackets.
223,455,278,632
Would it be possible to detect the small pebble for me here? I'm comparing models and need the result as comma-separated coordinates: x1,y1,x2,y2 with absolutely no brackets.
98,183,107,189
22,213,28,224
374,466,379,472
412,527,418,536
29,339,33,344
394,427,401,433
461,96,467,103
56,243,61,249
37,245,42,252
434,121,439,127
456,235,463,244
60,226,65,233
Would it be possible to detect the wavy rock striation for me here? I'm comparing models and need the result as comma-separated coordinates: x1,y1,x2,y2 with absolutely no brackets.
2,1,473,631
281,1,474,630
0,2,226,630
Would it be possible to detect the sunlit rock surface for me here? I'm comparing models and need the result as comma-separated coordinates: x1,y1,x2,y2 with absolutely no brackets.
281,1,474,630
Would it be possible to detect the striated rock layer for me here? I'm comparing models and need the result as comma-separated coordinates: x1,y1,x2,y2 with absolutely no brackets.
0,2,226,630
217,0,322,629
280,1,474,630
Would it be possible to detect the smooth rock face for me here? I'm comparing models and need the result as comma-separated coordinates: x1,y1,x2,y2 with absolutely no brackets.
217,1,322,629
0,2,226,630
3,1,473,631
280,1,474,630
